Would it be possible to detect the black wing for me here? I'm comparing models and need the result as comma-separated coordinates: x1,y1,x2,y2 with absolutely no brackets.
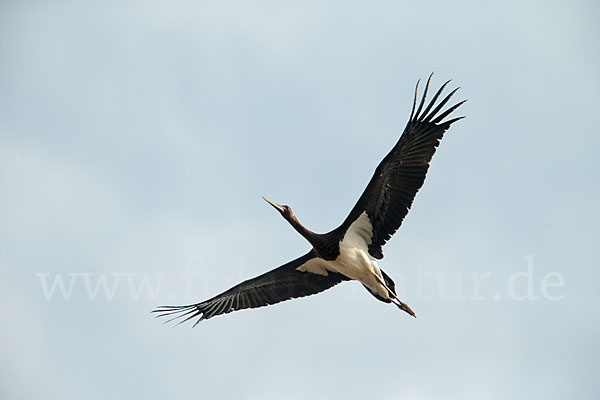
338,74,465,259
152,251,348,326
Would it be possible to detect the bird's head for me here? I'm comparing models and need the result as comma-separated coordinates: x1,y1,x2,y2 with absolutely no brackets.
263,197,295,221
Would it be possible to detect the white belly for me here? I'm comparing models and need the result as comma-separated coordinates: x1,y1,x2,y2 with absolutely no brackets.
297,212,388,298
328,246,387,297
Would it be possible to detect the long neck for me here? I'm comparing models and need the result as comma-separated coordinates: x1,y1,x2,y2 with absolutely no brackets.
285,213,320,247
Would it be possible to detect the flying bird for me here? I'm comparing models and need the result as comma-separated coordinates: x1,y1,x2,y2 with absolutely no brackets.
153,74,465,326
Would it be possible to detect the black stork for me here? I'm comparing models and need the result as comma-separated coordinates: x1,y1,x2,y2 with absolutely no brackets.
153,74,465,326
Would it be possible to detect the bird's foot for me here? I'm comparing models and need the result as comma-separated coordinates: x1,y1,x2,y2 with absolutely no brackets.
391,297,416,318
373,273,416,318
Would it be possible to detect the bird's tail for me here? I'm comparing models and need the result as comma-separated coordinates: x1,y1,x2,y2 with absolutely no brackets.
364,269,416,317
362,268,397,303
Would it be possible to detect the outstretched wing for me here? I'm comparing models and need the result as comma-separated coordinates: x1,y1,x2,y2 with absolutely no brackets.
153,251,348,326
338,74,465,259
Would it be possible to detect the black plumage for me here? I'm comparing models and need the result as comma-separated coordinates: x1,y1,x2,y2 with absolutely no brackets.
153,74,464,326
155,251,349,326
333,77,465,259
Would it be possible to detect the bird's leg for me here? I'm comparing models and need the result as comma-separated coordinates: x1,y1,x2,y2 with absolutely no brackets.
390,295,416,318
373,274,416,318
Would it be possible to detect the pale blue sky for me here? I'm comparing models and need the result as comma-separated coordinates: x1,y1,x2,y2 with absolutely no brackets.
1,1,599,399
